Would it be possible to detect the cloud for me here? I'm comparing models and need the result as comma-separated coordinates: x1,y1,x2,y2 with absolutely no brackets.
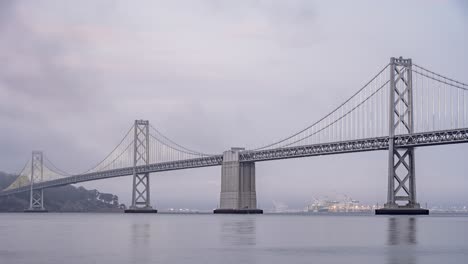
0,0,467,208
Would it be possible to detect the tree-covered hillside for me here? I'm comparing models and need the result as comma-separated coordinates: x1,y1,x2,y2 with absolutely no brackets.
0,172,125,212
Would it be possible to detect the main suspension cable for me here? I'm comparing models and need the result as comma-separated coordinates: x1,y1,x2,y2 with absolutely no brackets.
412,69,468,91
79,124,135,174
44,155,71,176
250,63,390,150
414,64,468,88
149,124,214,156
279,79,390,148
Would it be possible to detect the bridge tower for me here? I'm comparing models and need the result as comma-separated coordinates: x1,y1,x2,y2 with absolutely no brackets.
376,57,428,215
214,148,263,214
125,120,157,213
24,151,47,212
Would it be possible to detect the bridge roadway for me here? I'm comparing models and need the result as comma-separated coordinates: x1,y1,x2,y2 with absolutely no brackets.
1,128,467,197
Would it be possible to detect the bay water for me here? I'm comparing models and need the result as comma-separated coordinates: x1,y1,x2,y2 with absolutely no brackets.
0,213,467,264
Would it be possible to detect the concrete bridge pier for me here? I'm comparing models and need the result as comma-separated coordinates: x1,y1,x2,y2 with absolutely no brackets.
214,148,262,214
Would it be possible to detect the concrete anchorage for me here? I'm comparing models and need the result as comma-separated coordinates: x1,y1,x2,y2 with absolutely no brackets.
376,57,428,215
125,120,157,213
214,148,262,214
24,151,47,213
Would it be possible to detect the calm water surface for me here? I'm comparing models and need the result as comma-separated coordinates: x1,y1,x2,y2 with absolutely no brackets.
0,213,467,264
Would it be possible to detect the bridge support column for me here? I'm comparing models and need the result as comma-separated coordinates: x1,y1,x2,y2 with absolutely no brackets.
25,151,47,213
376,57,428,215
125,120,157,213
214,148,262,214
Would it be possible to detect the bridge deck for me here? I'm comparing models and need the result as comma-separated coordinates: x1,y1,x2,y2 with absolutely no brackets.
1,128,467,196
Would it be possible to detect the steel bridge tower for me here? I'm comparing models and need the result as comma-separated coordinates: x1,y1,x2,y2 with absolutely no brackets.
24,151,47,212
376,57,428,215
125,120,157,213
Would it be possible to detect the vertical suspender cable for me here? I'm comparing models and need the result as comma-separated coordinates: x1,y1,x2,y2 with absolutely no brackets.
444,81,447,129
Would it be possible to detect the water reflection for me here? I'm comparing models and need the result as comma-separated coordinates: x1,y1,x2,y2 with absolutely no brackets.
131,223,151,244
131,223,151,263
220,216,256,246
387,217,417,264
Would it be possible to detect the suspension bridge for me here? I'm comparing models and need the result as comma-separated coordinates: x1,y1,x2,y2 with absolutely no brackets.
1,57,467,214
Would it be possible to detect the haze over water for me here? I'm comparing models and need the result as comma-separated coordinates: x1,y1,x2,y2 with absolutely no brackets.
0,213,467,264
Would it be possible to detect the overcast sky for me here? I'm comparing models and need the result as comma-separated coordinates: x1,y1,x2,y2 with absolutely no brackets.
1,0,468,210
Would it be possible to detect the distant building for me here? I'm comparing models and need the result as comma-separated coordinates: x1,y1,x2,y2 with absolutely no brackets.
306,196,374,213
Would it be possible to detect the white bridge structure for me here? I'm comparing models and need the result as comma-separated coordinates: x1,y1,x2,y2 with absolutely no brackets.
1,57,468,214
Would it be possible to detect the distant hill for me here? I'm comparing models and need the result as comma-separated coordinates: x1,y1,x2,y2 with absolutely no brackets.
0,171,125,212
